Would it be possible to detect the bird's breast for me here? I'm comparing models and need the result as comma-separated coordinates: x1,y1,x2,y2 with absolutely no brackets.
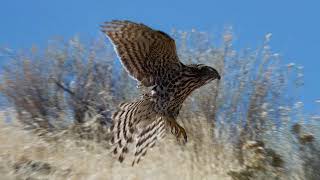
152,84,183,117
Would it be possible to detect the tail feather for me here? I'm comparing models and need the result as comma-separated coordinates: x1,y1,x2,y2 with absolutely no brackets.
110,99,165,165
132,117,166,165
111,101,141,162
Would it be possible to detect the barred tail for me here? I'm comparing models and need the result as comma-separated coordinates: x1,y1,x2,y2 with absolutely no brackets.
110,99,165,165
132,117,166,165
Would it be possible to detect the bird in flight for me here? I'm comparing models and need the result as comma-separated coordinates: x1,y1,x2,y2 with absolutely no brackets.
101,20,220,165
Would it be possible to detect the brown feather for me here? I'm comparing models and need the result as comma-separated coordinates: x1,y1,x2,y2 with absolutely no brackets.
101,20,181,86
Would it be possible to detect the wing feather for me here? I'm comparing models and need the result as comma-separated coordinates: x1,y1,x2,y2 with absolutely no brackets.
101,20,180,85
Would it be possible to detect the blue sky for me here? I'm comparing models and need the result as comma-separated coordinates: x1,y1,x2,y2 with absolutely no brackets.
0,0,319,112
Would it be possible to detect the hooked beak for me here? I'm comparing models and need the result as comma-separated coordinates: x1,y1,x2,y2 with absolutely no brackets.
207,67,221,80
216,73,221,80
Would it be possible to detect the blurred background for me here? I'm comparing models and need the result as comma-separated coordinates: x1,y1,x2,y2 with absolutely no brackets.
0,0,319,179
1,0,319,111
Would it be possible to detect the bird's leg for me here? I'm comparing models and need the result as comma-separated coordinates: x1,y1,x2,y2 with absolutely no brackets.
166,117,187,144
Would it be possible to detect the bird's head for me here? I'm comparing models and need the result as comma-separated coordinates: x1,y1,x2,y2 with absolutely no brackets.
169,63,220,103
173,64,220,100
184,64,221,86
175,64,220,98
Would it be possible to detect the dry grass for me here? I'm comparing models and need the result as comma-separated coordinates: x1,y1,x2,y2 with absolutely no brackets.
1,109,318,180
0,111,239,180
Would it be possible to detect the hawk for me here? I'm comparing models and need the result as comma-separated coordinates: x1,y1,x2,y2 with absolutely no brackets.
101,20,220,165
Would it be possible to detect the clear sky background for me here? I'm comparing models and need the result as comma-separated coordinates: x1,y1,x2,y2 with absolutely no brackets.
0,0,319,112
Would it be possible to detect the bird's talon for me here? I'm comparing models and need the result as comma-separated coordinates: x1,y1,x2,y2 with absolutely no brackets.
166,118,187,144
175,126,187,144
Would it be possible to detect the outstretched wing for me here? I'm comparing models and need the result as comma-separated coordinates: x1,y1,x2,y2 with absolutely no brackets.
101,20,181,85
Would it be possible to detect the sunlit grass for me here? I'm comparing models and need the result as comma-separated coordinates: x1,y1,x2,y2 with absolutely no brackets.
0,111,238,180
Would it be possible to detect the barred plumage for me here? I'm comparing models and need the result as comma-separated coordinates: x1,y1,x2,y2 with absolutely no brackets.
101,20,179,86
101,20,221,165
